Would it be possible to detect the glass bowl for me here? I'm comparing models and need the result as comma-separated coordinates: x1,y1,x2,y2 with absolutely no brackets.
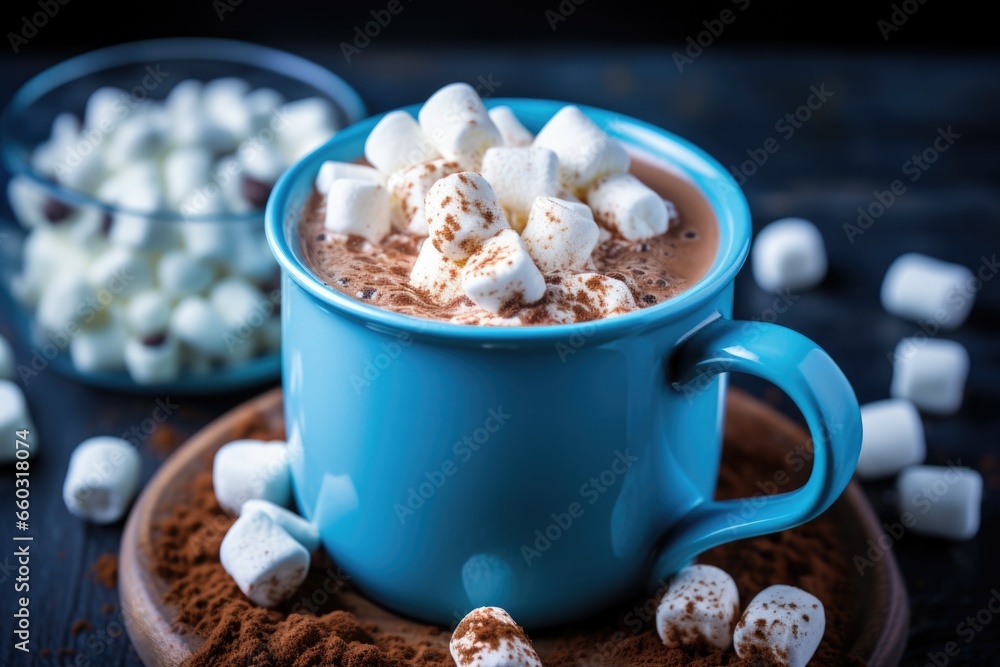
0,38,365,394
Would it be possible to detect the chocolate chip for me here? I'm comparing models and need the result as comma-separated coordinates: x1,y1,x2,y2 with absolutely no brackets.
641,294,657,304
142,333,167,347
639,243,651,252
241,176,272,209
43,197,73,223
358,288,376,300
684,230,697,239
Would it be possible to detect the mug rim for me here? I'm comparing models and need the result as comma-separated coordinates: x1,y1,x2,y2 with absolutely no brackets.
265,98,751,344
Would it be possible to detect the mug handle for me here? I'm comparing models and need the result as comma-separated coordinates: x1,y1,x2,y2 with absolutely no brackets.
651,316,862,583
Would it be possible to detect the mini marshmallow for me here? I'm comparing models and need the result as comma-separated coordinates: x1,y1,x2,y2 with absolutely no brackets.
84,87,126,131
480,147,561,231
178,219,233,262
533,105,630,191
898,465,982,540
881,253,976,330
856,399,925,480
163,147,213,207
87,247,154,297
109,185,174,250
210,278,268,329
245,87,286,132
71,321,127,373
164,79,202,122
169,297,230,358
36,271,95,333
365,111,439,174
426,172,510,261
125,290,172,339
324,179,392,243
239,141,285,185
450,607,541,667
17,227,92,307
488,106,534,147
386,158,461,235
124,335,181,384
0,336,13,381
409,241,465,304
751,218,828,292
241,499,320,552
220,508,310,608
521,196,600,272
202,77,252,143
890,338,969,415
734,585,825,667
546,273,636,323
462,229,546,313
157,251,214,298
213,439,292,514
0,382,36,464
418,83,503,169
587,173,669,241
227,230,279,283
315,160,385,195
656,564,740,650
7,177,48,229
104,114,164,172
276,97,336,151
62,437,141,524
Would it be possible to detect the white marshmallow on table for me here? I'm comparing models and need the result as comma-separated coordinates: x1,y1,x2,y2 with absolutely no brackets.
213,439,292,515
71,321,127,373
890,338,969,415
386,158,461,235
533,105,630,191
897,465,982,540
210,278,268,329
163,147,213,207
157,250,215,298
734,585,825,667
488,106,534,147
409,241,465,304
546,273,636,323
324,179,392,244
220,507,310,608
0,382,36,464
462,229,546,313
124,335,180,384
62,436,140,524
450,606,541,667
655,564,740,650
36,271,95,333
0,336,13,381
241,499,319,552
856,399,925,480
521,196,600,272
881,253,976,330
202,77,252,143
169,297,230,358
426,172,510,261
587,173,669,242
315,160,385,195
364,110,440,175
479,147,561,232
125,290,172,338
87,247,154,297
418,83,503,170
752,218,828,292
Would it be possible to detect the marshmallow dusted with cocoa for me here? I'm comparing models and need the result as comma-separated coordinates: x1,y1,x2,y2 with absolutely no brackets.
418,82,503,170
734,585,825,667
462,229,546,313
387,158,462,235
521,196,600,272
450,606,542,667
425,172,510,261
656,564,740,650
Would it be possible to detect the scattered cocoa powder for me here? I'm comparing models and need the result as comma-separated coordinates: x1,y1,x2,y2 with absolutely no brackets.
148,423,184,457
91,552,118,589
151,414,868,666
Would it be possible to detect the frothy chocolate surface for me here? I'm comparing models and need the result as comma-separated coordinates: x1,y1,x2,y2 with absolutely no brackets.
300,157,718,325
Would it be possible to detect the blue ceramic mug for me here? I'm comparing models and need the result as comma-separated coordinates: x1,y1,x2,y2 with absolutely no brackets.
266,99,862,629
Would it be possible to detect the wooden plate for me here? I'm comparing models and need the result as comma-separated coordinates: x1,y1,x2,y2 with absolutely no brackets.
121,388,908,666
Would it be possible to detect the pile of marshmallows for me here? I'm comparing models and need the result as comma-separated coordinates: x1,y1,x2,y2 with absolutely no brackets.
9,78,339,383
753,220,982,540
316,82,675,320
448,565,824,667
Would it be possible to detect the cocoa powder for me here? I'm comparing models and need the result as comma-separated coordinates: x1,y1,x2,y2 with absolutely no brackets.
152,418,866,666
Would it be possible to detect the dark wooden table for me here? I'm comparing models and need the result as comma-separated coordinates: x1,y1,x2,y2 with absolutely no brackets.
1,46,998,666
